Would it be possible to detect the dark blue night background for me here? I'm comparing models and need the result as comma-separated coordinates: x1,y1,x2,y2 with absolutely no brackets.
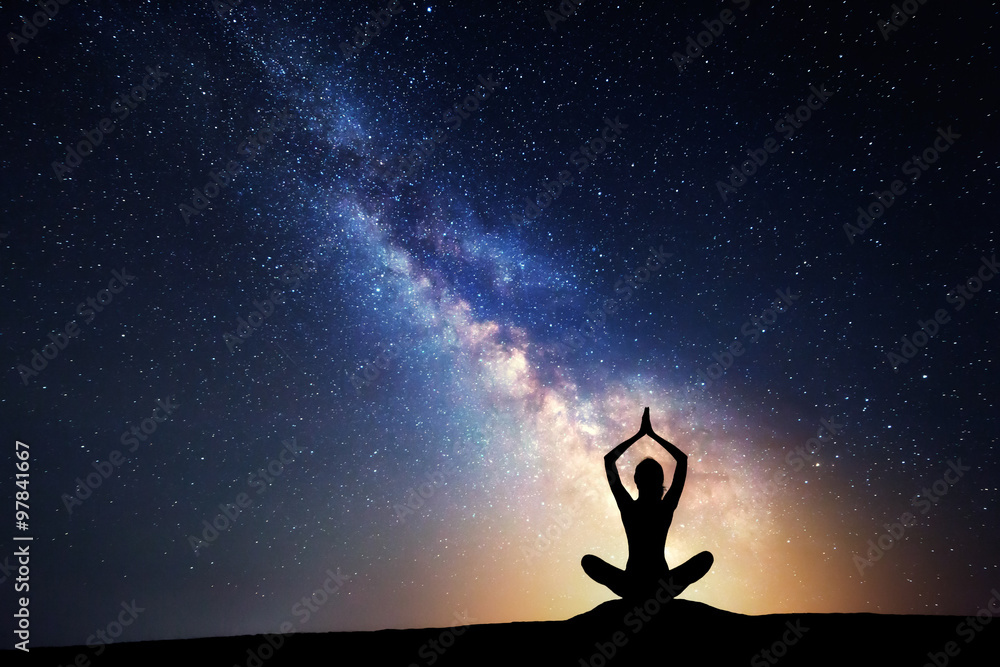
1,0,998,651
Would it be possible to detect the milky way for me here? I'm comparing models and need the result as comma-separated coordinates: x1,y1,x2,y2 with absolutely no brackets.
1,0,998,647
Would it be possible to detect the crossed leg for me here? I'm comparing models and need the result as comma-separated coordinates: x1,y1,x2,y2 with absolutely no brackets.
581,554,632,599
582,551,714,602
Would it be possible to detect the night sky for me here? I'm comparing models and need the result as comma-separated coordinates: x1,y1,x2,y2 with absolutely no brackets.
2,0,998,650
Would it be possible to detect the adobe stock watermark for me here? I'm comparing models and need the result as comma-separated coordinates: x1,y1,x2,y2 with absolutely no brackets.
392,459,459,523
12,544,30,651
61,396,181,514
716,84,834,202
511,116,628,226
520,474,599,564
877,0,931,41
188,437,309,555
83,600,145,657
347,332,422,393
671,0,751,73
761,417,845,496
750,619,810,666
547,244,672,358
853,458,970,576
884,253,996,371
223,260,315,352
235,566,350,667
290,567,351,626
922,587,1000,667
844,126,960,244
16,268,137,386
545,0,586,31
393,441,474,523
52,66,169,181
179,107,295,224
688,287,801,397
257,339,303,381
373,73,502,187
29,600,145,660
213,0,245,20
340,0,405,58
7,0,75,55
406,610,477,667
577,575,687,666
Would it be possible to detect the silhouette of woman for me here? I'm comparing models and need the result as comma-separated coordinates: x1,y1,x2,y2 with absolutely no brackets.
582,407,713,602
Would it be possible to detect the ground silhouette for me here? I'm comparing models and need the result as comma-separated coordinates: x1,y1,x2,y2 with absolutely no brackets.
16,602,1000,666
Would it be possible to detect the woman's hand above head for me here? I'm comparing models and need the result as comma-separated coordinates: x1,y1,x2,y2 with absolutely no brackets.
640,407,652,437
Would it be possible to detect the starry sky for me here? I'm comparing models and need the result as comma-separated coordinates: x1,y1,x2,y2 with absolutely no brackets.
2,0,998,649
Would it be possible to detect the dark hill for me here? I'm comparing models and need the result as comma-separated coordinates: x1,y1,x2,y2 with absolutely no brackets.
10,599,999,666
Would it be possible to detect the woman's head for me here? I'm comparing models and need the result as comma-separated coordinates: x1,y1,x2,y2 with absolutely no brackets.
634,458,665,497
